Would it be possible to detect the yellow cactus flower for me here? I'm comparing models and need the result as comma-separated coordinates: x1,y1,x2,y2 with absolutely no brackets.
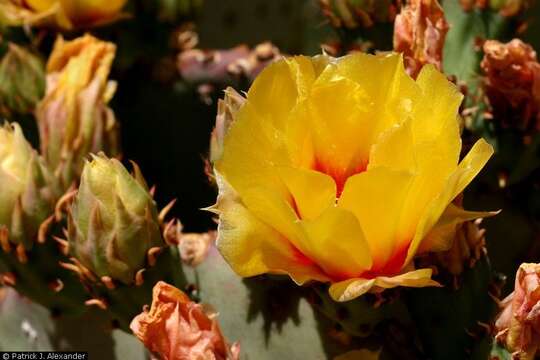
0,0,127,29
211,53,495,302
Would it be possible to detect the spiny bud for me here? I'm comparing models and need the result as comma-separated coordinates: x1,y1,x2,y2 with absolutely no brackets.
0,43,45,116
35,34,119,189
68,154,164,285
0,122,58,250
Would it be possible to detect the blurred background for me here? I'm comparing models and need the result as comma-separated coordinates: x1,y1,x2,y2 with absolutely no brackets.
102,0,332,233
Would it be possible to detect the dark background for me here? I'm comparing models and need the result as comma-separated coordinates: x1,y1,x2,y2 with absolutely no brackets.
109,0,330,232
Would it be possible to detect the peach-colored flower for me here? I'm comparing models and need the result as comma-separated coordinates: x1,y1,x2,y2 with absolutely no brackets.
130,281,240,360
394,0,449,78
481,39,540,132
495,263,540,360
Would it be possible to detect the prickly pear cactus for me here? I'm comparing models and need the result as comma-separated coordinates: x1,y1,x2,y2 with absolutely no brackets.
1,0,540,358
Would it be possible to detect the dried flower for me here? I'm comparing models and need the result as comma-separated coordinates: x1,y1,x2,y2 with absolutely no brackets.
394,0,449,77
130,281,240,360
481,39,540,133
415,195,495,281
495,263,540,359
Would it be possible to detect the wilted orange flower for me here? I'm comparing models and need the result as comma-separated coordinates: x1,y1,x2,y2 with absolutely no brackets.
210,52,494,302
496,263,540,359
481,39,540,132
394,0,449,77
0,0,127,29
130,281,240,360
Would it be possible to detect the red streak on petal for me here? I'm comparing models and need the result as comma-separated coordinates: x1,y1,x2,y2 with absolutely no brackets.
286,238,412,283
289,193,302,219
377,244,409,275
289,243,315,266
361,242,410,279
312,157,368,197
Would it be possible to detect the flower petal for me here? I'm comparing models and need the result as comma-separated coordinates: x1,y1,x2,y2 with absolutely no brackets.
216,100,290,198
418,203,499,253
284,56,318,99
369,118,415,172
278,166,336,220
300,206,372,279
247,60,299,131
412,64,463,148
307,77,373,190
214,174,328,284
331,53,419,132
329,268,439,302
329,278,376,302
338,167,414,270
405,138,494,265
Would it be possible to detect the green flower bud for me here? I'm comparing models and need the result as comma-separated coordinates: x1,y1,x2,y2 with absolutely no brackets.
0,43,45,116
68,154,164,285
0,122,58,249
